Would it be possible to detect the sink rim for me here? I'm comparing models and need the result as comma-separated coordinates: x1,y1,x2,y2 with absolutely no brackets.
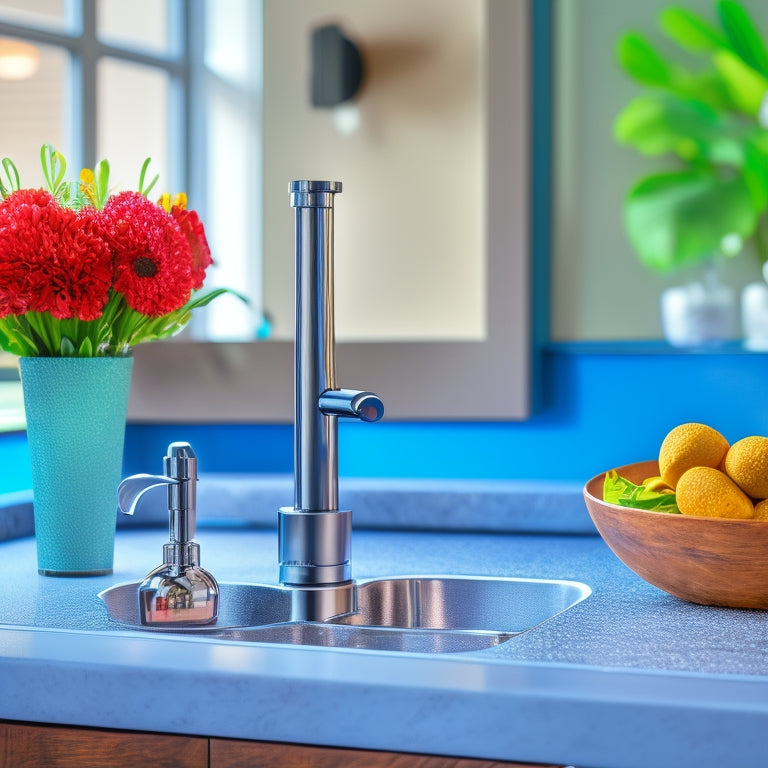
99,572,591,636
335,573,591,632
355,572,591,592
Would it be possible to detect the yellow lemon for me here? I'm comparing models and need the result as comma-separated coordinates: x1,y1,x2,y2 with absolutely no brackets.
754,499,768,521
724,436,768,499
676,466,754,519
658,423,729,489
754,499,768,520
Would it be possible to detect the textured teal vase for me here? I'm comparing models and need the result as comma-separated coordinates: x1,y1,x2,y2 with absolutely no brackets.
20,356,134,576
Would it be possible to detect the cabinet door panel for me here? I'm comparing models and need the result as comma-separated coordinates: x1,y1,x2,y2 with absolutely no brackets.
0,721,208,768
210,738,563,768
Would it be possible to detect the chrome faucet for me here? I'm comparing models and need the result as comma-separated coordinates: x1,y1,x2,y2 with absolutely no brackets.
278,180,383,621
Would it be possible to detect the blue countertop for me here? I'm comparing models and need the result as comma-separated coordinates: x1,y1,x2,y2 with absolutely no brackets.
0,476,767,768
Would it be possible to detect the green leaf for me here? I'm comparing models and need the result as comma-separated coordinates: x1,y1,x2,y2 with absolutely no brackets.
661,6,730,53
614,94,744,165
52,151,66,190
138,157,159,197
717,0,768,77
77,337,93,357
185,287,248,311
681,69,740,111
40,144,54,191
755,212,768,263
624,169,759,271
59,337,76,357
616,32,683,87
94,159,111,209
0,157,21,197
603,471,681,514
40,144,68,199
713,49,768,115
0,318,38,356
742,133,768,210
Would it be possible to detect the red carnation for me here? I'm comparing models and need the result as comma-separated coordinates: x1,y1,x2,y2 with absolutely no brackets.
101,191,194,317
0,189,52,316
0,189,112,320
170,206,213,290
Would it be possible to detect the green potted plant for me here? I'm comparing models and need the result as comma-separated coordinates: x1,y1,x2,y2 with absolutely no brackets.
614,0,768,345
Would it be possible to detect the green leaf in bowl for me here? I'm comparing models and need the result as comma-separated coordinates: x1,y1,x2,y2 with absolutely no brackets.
603,470,681,514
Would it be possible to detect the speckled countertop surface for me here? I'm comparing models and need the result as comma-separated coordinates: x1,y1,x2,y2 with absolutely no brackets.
0,476,767,768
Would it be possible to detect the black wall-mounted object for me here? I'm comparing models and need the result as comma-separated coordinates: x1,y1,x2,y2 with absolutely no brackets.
311,24,364,108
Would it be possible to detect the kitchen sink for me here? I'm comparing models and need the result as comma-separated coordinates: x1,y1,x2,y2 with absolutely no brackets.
99,575,590,654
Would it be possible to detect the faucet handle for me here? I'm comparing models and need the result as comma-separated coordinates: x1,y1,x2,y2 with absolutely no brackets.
319,388,384,423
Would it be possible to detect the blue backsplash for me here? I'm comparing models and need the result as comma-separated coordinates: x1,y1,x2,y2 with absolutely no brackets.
2,345,767,495
0,431,30,494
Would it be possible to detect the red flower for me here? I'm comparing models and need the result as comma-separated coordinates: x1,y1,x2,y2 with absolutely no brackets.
0,189,51,316
101,191,194,316
170,206,213,290
0,189,112,320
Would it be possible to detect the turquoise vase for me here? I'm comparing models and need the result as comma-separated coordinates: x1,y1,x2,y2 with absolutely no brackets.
19,356,134,576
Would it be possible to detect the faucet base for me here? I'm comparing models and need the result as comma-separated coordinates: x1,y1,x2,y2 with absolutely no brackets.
278,507,352,586
289,582,355,622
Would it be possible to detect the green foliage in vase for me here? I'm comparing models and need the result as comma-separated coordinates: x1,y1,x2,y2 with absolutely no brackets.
614,0,768,272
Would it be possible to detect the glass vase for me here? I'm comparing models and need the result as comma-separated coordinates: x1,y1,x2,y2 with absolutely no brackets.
19,356,133,576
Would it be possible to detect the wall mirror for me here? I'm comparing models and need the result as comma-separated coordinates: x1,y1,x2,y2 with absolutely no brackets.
130,0,531,422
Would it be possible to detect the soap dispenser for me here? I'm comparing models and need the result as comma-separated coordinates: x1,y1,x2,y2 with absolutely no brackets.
117,441,219,627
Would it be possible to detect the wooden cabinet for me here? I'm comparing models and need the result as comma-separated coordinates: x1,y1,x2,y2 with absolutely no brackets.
0,721,563,768
210,739,563,768
0,721,208,768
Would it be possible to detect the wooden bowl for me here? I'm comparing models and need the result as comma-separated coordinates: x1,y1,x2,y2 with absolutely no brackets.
583,460,768,609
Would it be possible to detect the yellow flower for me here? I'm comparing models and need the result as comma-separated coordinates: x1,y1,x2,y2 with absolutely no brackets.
79,168,98,207
158,192,187,212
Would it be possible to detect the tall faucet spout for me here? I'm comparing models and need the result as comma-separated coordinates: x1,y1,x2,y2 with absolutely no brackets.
278,181,383,610
292,180,342,512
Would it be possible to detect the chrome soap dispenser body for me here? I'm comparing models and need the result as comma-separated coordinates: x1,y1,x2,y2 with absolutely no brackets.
117,441,219,626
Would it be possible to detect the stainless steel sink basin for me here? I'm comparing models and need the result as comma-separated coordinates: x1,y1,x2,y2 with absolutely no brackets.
100,575,590,654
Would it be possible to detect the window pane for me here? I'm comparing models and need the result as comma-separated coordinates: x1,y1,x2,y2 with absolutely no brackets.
0,42,68,184
200,86,263,341
204,0,252,83
96,0,169,54
197,0,263,341
0,0,69,30
96,57,169,192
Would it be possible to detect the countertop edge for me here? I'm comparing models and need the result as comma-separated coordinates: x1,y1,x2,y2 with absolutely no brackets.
0,624,765,767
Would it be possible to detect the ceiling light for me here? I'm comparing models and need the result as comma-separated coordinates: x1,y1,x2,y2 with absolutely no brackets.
0,38,40,81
